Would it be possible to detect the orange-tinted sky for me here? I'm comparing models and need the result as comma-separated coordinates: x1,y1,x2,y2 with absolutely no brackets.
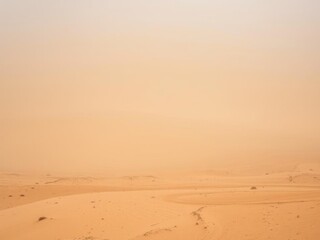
0,1,319,174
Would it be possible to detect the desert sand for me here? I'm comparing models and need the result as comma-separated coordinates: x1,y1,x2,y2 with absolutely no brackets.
1,1,320,240
1,163,320,240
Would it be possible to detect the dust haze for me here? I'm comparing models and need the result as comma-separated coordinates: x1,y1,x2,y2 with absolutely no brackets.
0,0,319,175
2,2,320,240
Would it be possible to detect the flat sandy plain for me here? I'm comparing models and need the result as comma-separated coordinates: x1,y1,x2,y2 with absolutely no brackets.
1,164,320,240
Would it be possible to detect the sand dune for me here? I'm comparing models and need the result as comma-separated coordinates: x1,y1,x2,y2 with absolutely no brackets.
166,187,320,205
1,1,319,239
1,166,320,240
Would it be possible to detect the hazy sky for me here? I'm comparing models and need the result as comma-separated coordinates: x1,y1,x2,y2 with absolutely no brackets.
0,1,319,174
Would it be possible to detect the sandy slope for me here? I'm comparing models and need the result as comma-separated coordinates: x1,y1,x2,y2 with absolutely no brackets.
0,166,320,240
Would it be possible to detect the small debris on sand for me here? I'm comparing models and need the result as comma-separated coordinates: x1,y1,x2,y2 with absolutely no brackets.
38,217,47,222
250,186,257,190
